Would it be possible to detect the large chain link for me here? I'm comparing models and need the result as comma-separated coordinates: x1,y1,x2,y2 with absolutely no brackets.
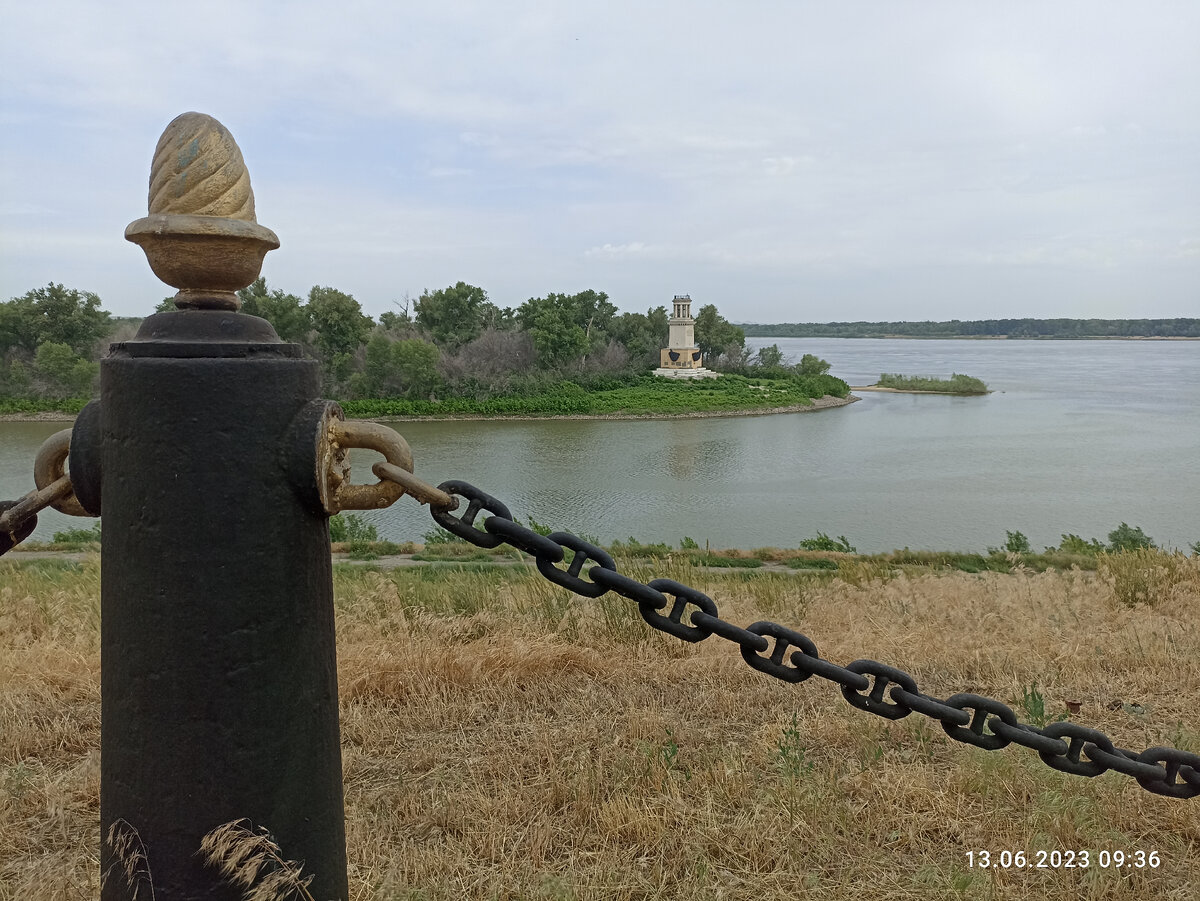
1,428,94,556
427,479,1200,799
0,479,69,555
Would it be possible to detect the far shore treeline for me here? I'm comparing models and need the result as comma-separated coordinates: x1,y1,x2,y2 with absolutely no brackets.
740,317,1200,339
0,281,849,415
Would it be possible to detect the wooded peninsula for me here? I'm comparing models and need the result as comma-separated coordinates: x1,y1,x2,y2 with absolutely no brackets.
0,281,847,418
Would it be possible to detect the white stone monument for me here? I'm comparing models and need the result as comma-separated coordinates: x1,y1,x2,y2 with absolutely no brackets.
653,294,718,379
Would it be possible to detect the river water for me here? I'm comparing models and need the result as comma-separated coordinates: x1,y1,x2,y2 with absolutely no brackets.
2,338,1196,553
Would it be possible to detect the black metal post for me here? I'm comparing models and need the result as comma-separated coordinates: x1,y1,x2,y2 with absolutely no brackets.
66,110,352,899
81,310,348,900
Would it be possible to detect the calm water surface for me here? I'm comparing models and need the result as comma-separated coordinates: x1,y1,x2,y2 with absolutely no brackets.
2,339,1196,553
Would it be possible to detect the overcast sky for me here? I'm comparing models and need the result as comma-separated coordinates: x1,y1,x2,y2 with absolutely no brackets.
2,1,1197,322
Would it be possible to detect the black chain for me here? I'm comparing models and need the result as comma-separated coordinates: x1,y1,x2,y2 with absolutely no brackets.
433,480,1200,799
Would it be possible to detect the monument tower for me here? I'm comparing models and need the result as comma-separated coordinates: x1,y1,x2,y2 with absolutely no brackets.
654,294,717,378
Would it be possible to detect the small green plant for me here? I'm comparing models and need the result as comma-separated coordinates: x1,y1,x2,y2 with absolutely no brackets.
798,532,855,553
776,713,815,780
329,513,379,544
1055,533,1105,555
1017,683,1067,728
660,727,681,772
52,521,102,545
1190,540,1200,557
610,536,673,558
679,536,699,550
640,726,689,784
525,515,553,537
421,524,463,546
329,513,381,559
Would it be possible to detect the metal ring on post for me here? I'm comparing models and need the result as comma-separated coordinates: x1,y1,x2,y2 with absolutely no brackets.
317,413,415,513
33,429,89,517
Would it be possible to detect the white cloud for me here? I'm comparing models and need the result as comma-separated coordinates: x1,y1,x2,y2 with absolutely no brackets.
2,1,1198,319
584,242,659,259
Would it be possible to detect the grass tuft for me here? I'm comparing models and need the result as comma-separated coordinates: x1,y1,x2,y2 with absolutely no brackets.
199,819,316,901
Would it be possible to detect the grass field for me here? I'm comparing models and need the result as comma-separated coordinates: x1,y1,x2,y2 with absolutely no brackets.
2,552,1198,900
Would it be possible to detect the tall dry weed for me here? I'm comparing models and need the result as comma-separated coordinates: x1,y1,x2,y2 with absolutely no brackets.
101,819,155,901
1099,548,1200,608
198,820,316,901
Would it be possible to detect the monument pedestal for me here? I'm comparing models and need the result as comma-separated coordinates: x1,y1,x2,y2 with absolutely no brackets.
652,366,719,379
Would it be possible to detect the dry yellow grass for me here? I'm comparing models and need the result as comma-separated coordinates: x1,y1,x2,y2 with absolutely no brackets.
1,553,1198,900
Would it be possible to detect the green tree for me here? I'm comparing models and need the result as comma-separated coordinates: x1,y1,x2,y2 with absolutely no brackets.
391,338,442,398
693,304,744,363
358,334,441,398
34,341,98,396
0,358,32,396
517,290,617,367
754,344,786,369
798,353,831,376
612,306,669,366
378,310,411,332
525,303,589,367
238,278,309,343
567,289,618,355
237,276,269,311
305,286,373,360
414,282,494,350
1,284,110,356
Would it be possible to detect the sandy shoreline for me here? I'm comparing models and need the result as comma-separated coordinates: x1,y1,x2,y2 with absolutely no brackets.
0,394,859,424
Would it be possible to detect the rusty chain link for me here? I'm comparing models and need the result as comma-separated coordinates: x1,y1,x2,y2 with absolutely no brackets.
317,413,458,514
425,479,1200,799
0,477,72,555
1,428,87,556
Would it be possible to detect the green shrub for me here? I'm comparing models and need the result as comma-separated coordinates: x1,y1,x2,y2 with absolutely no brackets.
329,513,379,544
1004,530,1031,554
422,525,465,546
876,373,988,394
51,521,101,545
611,536,674,558
1107,522,1155,552
784,557,838,570
1055,533,1105,555
798,532,855,553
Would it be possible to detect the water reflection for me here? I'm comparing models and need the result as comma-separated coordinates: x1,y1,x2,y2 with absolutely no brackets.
3,339,1197,553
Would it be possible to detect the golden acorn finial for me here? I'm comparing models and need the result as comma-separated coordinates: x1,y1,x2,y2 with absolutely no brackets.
126,112,280,312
